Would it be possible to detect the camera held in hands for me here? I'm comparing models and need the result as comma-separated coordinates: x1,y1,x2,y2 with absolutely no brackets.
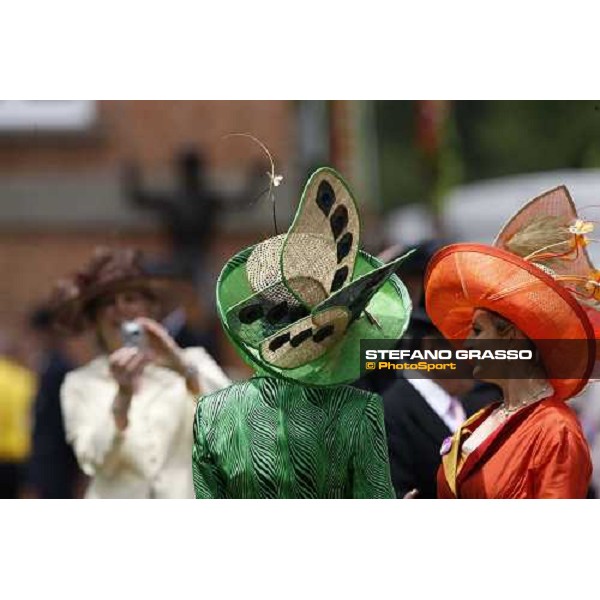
121,321,146,349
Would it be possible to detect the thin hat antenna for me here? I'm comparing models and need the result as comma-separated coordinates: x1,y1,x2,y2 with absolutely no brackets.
222,132,282,235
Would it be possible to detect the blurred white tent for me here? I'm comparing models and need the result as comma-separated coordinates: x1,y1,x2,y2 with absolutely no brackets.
443,170,600,264
383,204,437,247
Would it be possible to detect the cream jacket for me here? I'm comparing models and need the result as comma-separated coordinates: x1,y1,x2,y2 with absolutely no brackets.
61,347,230,498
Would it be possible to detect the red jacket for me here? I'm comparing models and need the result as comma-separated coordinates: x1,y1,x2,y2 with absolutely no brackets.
437,397,591,499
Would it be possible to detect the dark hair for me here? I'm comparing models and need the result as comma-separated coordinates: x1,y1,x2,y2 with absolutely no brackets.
29,306,55,332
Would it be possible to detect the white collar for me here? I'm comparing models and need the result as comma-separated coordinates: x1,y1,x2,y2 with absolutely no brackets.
406,374,453,415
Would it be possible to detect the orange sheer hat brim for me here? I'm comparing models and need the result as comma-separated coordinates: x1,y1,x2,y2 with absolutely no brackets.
425,244,596,400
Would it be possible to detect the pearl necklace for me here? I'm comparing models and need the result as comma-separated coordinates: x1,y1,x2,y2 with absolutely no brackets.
498,386,551,419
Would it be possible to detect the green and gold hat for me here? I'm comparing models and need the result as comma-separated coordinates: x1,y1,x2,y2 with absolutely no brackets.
217,167,413,386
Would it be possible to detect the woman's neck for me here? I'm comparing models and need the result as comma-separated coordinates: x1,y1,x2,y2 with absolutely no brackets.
497,371,551,411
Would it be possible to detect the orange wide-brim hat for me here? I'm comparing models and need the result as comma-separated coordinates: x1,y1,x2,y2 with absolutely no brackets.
425,243,596,401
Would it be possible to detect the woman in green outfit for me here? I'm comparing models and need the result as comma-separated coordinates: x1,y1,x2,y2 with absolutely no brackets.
192,167,413,498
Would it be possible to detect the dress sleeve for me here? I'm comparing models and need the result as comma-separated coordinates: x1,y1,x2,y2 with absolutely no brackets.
60,372,123,477
532,424,592,499
183,347,231,396
192,398,225,499
351,393,396,499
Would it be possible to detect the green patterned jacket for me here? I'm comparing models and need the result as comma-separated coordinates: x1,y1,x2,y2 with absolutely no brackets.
192,376,395,499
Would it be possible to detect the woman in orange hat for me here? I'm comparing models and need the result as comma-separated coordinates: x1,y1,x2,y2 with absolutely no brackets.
425,186,598,498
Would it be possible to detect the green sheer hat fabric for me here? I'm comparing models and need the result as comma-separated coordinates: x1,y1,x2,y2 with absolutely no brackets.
216,167,413,386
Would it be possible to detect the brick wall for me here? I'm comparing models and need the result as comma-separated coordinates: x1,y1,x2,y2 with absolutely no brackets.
0,101,298,376
0,101,295,174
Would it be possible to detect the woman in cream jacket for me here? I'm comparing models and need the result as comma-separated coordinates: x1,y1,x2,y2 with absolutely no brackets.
55,247,230,498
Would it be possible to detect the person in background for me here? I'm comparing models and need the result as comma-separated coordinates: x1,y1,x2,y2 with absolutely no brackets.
161,281,221,361
574,389,600,497
53,247,230,499
381,308,498,499
356,241,445,395
26,307,84,498
0,331,37,498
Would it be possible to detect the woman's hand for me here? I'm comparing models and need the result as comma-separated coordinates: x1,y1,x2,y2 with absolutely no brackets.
403,488,419,499
136,317,201,395
135,317,185,372
109,346,149,394
109,347,150,430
